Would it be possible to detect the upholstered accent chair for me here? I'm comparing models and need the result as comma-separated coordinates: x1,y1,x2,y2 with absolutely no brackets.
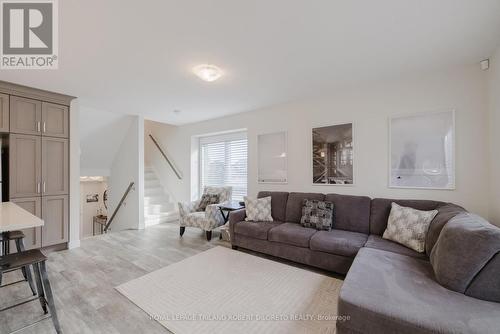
178,186,232,241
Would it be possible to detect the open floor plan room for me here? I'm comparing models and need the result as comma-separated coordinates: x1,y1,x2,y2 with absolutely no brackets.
1,1,500,333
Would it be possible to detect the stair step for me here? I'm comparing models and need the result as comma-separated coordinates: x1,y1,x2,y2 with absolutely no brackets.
145,203,175,214
144,196,171,205
145,187,165,196
145,180,161,187
145,211,177,218
143,168,178,227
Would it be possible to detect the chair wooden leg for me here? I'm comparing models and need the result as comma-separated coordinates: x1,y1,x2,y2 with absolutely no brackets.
39,261,62,334
33,262,48,313
15,238,37,295
1,238,7,256
180,226,185,237
206,230,212,241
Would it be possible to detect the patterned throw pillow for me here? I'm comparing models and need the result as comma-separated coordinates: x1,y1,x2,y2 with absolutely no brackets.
197,194,220,212
244,196,273,222
383,202,438,253
300,200,334,231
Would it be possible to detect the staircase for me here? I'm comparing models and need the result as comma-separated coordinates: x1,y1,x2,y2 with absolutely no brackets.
144,167,178,226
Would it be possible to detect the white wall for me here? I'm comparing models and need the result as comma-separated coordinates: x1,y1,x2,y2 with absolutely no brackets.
144,121,182,206
79,106,133,176
80,180,108,239
488,47,500,226
69,99,81,249
147,64,491,218
108,115,145,231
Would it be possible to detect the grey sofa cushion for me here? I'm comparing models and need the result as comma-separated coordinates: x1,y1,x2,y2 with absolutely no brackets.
369,198,444,236
233,221,282,240
268,222,317,248
285,192,325,223
310,230,367,257
425,203,466,256
325,194,371,234
258,191,289,222
234,234,354,274
364,235,427,260
466,253,500,302
430,213,500,301
338,247,500,334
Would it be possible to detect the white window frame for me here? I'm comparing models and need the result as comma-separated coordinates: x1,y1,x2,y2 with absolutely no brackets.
197,130,248,201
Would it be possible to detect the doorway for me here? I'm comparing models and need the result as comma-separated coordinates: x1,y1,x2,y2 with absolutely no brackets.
79,176,108,238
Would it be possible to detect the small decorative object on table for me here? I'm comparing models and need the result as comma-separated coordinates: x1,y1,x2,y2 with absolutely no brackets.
93,215,108,235
217,201,245,241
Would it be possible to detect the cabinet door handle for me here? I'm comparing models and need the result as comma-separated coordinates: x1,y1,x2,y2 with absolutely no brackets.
43,181,46,193
37,121,41,132
37,182,41,194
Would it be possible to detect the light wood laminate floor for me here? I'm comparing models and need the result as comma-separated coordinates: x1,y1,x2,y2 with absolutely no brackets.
0,223,340,334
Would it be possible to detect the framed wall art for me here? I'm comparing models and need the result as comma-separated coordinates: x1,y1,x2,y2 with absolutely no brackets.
258,131,288,183
312,123,354,185
389,110,455,189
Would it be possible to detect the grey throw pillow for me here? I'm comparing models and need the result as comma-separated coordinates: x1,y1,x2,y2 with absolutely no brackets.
383,202,438,253
300,199,334,231
244,196,273,222
197,193,220,212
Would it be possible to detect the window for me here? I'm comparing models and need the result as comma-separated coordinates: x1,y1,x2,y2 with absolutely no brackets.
199,131,248,201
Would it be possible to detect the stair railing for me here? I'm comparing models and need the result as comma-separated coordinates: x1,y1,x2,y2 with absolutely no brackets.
149,134,183,180
104,182,135,233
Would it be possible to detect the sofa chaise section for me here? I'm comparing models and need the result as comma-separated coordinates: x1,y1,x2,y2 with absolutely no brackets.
337,247,500,334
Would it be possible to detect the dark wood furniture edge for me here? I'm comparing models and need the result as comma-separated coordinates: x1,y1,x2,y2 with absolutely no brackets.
41,243,68,254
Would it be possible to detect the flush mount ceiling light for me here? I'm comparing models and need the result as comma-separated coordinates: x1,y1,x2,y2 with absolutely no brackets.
193,64,223,82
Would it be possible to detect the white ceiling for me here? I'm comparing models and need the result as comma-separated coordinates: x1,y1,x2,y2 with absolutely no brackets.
1,0,500,125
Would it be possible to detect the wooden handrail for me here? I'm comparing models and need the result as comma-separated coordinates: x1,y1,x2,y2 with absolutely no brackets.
149,134,183,180
104,182,135,232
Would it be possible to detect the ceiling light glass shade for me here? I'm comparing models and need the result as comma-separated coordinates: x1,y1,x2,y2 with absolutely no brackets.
193,64,223,82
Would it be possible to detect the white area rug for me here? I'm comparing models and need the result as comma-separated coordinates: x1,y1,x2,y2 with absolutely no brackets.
116,246,342,334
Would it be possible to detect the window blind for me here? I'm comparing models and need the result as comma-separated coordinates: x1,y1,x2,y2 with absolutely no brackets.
199,131,248,201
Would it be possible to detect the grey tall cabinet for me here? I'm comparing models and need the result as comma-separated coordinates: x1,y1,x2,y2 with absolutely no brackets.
0,81,73,250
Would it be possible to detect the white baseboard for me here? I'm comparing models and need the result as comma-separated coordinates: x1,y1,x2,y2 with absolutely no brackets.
68,240,81,249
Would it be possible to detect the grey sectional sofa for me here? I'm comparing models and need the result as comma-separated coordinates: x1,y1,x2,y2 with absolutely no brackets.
228,191,500,334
